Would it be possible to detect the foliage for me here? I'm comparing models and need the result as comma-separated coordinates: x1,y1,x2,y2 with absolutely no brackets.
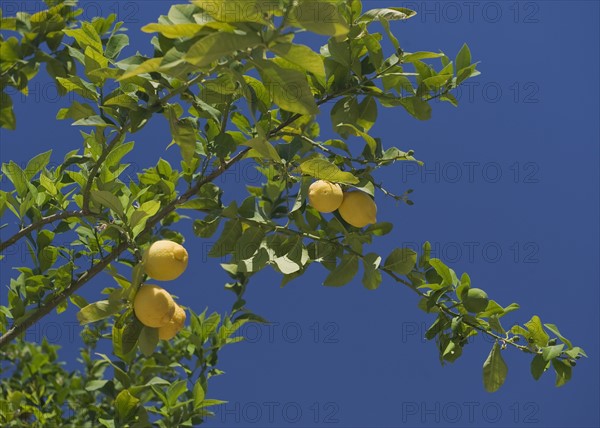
0,0,586,425
1,310,245,426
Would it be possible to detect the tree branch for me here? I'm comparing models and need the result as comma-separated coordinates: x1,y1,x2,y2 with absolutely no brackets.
235,217,539,357
0,148,250,350
0,87,360,349
0,210,86,253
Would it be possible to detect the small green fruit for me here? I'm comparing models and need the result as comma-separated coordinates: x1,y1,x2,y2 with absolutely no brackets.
462,288,489,313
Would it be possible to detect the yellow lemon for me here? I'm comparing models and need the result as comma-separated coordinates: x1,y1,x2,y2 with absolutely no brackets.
158,305,186,340
308,180,344,213
143,240,189,281
133,284,176,328
338,191,377,228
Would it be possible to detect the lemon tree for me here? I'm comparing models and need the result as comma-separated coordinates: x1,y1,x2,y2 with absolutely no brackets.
0,1,587,426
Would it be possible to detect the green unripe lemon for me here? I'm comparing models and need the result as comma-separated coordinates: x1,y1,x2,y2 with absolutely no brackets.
462,288,489,313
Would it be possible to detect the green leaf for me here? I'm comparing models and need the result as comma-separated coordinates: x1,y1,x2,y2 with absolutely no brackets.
115,390,140,422
384,248,417,275
365,222,393,236
544,323,573,349
198,399,228,408
254,59,319,115
552,359,572,387
272,237,309,275
167,380,188,407
442,340,463,363
324,254,359,287
91,190,124,216
429,259,454,286
56,101,96,122
64,22,103,54
356,96,378,132
488,316,505,335
70,295,89,309
0,91,16,130
358,7,417,23
337,123,377,156
72,115,113,127
398,97,432,121
524,315,550,347
85,380,109,392
96,353,131,387
270,43,325,80
185,31,262,67
84,45,108,75
194,216,221,238
289,0,350,37
235,226,265,261
542,344,565,361
113,311,143,362
139,326,159,356
192,0,272,23
298,158,358,184
193,383,206,408
530,353,550,380
510,325,529,337
482,342,508,393
141,23,203,38
209,219,242,257
131,263,145,291
330,97,358,138
402,51,445,63
131,201,161,237
2,161,28,196
77,300,121,325
24,150,52,181
167,110,197,164
425,315,448,340
55,76,99,100
565,346,587,359
456,43,472,72
119,58,163,80
243,137,282,162
362,253,382,290
105,34,129,59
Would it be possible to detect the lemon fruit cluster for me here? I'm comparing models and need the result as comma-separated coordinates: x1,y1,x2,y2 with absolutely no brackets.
132,240,190,342
308,180,377,228
143,240,189,281
133,284,187,340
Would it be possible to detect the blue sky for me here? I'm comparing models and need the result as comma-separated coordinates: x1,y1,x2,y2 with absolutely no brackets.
1,1,599,427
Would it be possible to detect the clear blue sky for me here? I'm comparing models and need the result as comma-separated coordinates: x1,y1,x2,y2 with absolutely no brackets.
1,1,599,427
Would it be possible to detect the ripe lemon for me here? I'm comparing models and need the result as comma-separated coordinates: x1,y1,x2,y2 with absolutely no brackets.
338,191,377,228
463,288,489,313
143,240,189,281
158,304,186,340
133,284,176,328
308,180,344,213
